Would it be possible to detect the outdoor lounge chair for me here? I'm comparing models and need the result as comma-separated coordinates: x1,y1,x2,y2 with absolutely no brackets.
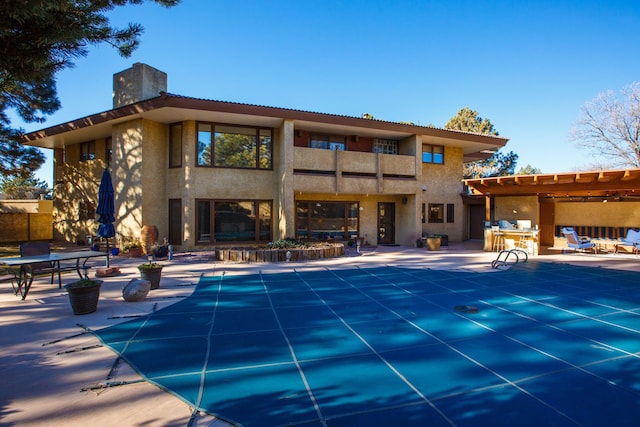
615,229,640,255
561,227,597,254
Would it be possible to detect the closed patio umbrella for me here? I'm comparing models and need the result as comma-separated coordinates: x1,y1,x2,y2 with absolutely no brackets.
96,168,115,267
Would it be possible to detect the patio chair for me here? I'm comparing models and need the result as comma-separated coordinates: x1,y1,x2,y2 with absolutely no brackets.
1,267,20,295
614,229,640,255
491,226,505,252
561,227,597,254
17,242,62,298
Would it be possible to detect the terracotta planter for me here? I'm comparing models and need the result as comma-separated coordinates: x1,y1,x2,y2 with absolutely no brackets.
141,225,158,254
138,265,163,290
426,237,441,251
128,247,143,258
64,280,103,315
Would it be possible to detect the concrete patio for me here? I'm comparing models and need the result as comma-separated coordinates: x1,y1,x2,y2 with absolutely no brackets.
1,242,639,426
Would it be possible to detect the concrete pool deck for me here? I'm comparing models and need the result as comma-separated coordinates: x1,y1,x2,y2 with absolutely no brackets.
1,242,639,426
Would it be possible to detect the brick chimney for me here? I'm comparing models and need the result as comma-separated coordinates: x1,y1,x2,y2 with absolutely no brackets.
112,63,167,108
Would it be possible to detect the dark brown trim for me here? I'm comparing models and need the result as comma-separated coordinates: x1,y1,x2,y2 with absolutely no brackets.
22,93,509,148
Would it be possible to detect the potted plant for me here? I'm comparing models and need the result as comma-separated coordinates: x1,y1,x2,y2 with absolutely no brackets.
138,262,163,290
124,240,143,258
150,242,169,259
64,278,103,315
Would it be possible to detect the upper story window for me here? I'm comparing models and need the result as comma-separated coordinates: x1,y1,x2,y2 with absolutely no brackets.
197,122,272,169
169,123,182,168
422,144,444,164
310,134,345,151
80,141,96,161
373,139,398,154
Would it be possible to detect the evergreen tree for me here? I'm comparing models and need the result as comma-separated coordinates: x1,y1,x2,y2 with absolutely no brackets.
0,0,180,167
444,107,519,178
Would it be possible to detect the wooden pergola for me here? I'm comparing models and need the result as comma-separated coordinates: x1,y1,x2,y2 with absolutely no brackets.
464,168,640,200
464,168,640,246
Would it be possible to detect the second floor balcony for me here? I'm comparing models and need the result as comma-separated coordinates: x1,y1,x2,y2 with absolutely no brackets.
293,147,417,194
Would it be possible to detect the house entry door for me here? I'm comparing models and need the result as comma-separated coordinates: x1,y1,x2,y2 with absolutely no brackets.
377,202,395,245
469,204,486,239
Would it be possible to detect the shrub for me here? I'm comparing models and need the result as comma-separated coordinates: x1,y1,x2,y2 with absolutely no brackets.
269,238,306,249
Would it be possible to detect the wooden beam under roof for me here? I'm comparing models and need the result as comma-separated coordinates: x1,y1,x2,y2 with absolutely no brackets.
463,168,640,198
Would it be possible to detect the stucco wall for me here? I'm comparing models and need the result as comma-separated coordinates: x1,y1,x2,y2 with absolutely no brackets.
0,200,54,242
495,196,540,227
179,120,196,247
113,120,143,241
277,120,295,239
112,118,169,244
141,119,168,240
555,201,640,227
53,139,108,244
420,145,465,242
494,198,640,229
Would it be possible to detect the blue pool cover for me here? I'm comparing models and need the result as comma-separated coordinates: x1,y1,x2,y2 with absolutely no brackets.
93,262,640,426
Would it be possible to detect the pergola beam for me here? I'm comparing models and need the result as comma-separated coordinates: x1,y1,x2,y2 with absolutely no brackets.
463,168,640,198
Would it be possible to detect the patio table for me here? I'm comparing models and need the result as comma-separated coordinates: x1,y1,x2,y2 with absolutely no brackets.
592,238,619,253
0,250,107,300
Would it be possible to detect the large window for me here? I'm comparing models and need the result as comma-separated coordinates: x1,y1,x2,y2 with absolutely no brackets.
310,134,345,151
422,144,444,164
196,200,272,243
197,123,272,169
296,201,359,240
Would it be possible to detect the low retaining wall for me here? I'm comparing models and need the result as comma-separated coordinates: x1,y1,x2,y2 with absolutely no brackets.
214,244,345,263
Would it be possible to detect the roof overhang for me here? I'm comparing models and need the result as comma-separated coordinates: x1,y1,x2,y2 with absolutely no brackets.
21,93,509,161
464,169,640,199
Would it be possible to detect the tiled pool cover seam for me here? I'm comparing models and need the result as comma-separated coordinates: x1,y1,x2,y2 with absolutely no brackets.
331,265,582,425
290,267,457,425
258,270,328,427
393,264,640,400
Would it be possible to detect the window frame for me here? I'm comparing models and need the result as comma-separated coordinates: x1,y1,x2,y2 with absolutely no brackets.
428,203,444,223
80,141,96,162
195,199,273,244
310,134,346,151
422,144,444,164
169,123,183,168
295,201,359,241
105,137,112,168
373,139,399,154
196,122,273,170
446,203,455,223
168,199,182,245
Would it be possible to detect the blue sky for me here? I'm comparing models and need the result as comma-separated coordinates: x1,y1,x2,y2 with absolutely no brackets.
14,0,640,185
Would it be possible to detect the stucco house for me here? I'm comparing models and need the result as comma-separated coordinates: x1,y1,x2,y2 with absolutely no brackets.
21,63,508,250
